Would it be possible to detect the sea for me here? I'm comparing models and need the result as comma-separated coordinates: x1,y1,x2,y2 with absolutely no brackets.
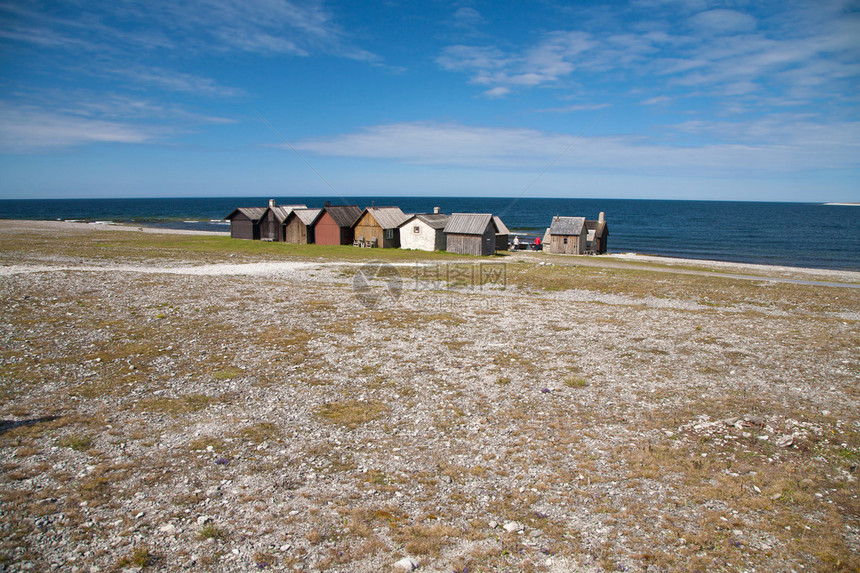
1,197,858,271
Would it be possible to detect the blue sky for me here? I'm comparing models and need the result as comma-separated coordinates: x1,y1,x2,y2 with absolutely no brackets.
1,0,858,201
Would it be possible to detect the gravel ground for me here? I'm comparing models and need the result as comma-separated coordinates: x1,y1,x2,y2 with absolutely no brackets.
0,223,858,572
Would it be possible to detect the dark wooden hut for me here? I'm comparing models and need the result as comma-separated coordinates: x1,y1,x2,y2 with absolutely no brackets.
311,205,363,245
258,202,307,242
225,207,267,240
283,208,322,244
547,216,587,255
353,207,408,248
443,213,500,256
585,212,609,254
493,216,510,251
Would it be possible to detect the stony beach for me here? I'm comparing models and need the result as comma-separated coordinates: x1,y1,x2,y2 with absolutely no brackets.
0,220,858,572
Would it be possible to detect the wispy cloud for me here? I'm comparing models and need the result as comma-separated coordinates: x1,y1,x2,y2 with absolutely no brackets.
106,66,247,98
536,103,611,113
437,1,860,108
0,103,163,151
0,0,380,61
438,31,596,96
293,120,860,174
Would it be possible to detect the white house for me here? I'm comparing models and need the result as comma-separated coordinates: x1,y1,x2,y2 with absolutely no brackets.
398,211,449,251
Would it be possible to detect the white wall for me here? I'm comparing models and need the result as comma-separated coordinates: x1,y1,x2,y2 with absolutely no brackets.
400,219,439,251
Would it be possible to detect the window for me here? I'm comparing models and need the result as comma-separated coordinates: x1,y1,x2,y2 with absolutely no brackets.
563,237,568,245
413,226,421,234
385,229,394,239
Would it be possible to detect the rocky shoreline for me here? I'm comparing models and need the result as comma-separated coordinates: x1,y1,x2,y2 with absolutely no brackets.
0,221,858,572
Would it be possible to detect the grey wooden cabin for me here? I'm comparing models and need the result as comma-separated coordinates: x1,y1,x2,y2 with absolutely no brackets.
283,208,322,244
585,212,609,254
547,216,587,255
225,207,267,240
258,203,307,242
443,213,501,256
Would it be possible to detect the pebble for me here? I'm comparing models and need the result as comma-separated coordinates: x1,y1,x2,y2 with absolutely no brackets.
394,557,419,571
775,435,794,448
503,521,524,533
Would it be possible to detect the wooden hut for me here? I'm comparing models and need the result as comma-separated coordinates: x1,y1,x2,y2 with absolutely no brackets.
225,206,267,240
283,208,321,244
493,216,510,251
398,212,449,251
311,204,362,245
353,207,408,248
258,202,307,241
547,216,587,255
585,212,609,254
443,213,500,256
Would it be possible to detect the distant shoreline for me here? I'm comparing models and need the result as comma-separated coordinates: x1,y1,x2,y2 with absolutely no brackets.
1,219,858,283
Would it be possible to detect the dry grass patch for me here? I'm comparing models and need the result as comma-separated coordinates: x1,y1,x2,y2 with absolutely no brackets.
315,399,388,430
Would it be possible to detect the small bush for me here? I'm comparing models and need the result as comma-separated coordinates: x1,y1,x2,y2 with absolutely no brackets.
57,434,92,451
115,546,153,569
564,376,588,388
199,524,225,539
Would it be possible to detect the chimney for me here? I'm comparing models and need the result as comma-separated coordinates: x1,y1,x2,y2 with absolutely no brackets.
269,199,276,208
598,211,605,223
433,206,440,214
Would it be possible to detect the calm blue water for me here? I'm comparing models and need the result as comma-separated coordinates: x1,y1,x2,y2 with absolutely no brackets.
1,197,858,270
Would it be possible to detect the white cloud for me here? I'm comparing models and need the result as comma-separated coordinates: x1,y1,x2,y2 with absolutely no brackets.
110,67,247,98
292,121,860,174
452,7,482,27
438,2,859,108
536,103,611,113
688,9,757,34
0,0,380,61
437,31,595,95
641,96,671,106
0,103,161,151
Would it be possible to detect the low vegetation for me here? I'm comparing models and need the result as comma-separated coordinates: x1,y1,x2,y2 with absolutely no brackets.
1,222,857,571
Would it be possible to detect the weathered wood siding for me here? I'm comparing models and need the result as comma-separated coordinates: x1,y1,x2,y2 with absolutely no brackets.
229,213,258,240
284,218,311,244
354,213,383,247
400,219,444,251
548,231,585,255
446,225,495,256
495,233,509,251
354,212,401,248
258,210,281,241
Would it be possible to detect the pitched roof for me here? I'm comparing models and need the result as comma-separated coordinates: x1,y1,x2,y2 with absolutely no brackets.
585,219,609,237
492,216,510,235
269,205,307,223
359,206,408,229
443,213,495,235
225,207,267,221
288,208,322,225
399,213,450,230
548,216,586,236
320,204,362,228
